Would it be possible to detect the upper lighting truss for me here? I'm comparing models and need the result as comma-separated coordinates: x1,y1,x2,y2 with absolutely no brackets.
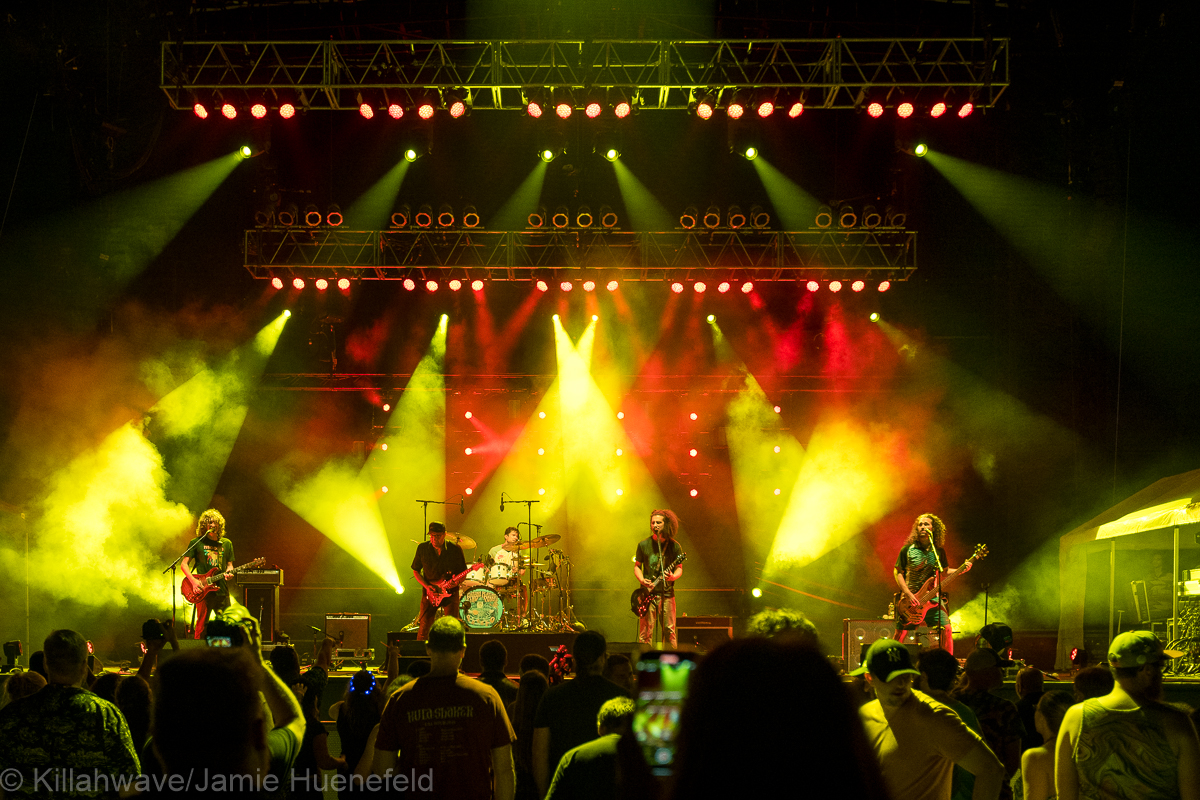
244,228,916,283
163,38,1008,112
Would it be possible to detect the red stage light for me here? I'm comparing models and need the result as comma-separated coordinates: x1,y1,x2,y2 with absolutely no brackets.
897,102,914,118
315,278,329,291
465,411,473,419
359,103,374,119
717,281,731,293
449,279,463,291
560,281,573,292
585,102,601,118
829,280,843,292
757,101,774,118
958,102,974,118
527,100,543,118
556,103,573,119
338,278,351,291
449,100,466,118
403,278,416,291
671,282,684,293
614,101,631,118
866,102,884,118
250,103,267,119
787,101,804,118
418,103,435,120
878,280,891,292
851,280,865,292
465,447,472,455
221,103,237,119
689,489,699,497
383,403,391,412
930,101,947,118
271,277,283,290
388,103,404,119
694,282,707,293
689,413,698,420
292,277,305,290
280,103,296,119
740,281,754,293
583,280,596,292
689,449,698,457
696,101,713,120
536,280,549,292
471,279,484,292
806,280,819,292
465,487,472,494
607,280,619,292
727,102,744,119
193,103,209,119
426,280,439,292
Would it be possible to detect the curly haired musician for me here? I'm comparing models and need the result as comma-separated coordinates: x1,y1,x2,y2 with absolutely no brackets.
181,508,235,640
634,509,683,648
411,522,469,642
894,513,971,654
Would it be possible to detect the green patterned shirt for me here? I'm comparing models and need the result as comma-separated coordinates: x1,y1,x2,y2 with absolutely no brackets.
1073,698,1180,800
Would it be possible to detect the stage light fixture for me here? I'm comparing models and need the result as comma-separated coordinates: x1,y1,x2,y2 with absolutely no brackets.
607,279,619,291
388,102,404,119
884,206,907,227
695,91,715,119
671,282,684,293
727,206,746,229
603,148,620,161
829,280,843,292
878,281,891,292
462,206,481,228
304,204,322,226
838,204,857,228
445,89,469,118
806,280,820,292
552,206,570,228
193,102,209,119
417,99,436,120
866,102,884,118
449,279,462,291
391,204,410,228
315,278,329,291
862,204,881,228
717,281,731,293
740,145,759,160
756,99,774,118
690,489,699,497
740,281,754,293
680,206,698,229
576,206,593,227
338,278,351,290
870,312,881,322
221,102,238,120
271,276,284,290
415,204,433,228
404,148,419,162
703,206,721,229
726,89,747,119
599,206,618,228
239,145,253,159
851,280,865,292
426,280,439,292
280,102,296,119
292,277,305,290
815,204,833,228
326,204,343,227
403,278,416,291
583,279,596,292
694,281,707,293
540,148,558,162
930,101,947,118
554,89,574,119
536,279,549,292
560,281,573,292
278,203,298,226
472,279,484,291
359,101,375,120
585,97,602,118
526,92,545,118
250,103,268,119
914,143,928,157
786,98,804,118
958,102,974,118
253,204,273,227
437,204,455,227
896,101,915,119
528,207,547,228
750,205,770,228
614,98,632,118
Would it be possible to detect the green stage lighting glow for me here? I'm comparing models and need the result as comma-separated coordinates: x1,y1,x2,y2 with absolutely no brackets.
404,149,418,162
707,314,715,323
604,149,619,161
541,149,556,162
239,145,253,158
915,143,928,157
752,587,763,598
283,310,291,318
870,312,881,322
744,146,758,160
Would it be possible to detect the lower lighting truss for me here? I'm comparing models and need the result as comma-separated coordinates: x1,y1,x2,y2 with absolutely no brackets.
244,228,916,283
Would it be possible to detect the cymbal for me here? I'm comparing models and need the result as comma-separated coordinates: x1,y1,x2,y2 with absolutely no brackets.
502,534,562,551
445,533,476,549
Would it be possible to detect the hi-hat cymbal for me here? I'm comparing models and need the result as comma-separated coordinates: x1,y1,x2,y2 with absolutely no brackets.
502,534,562,551
445,533,476,549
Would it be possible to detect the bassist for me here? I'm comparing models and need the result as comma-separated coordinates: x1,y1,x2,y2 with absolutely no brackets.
411,522,468,641
181,508,235,640
894,513,971,654
634,509,683,647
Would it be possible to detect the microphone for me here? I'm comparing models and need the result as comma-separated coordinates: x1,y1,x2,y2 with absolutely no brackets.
309,626,323,634
460,498,465,514
500,495,505,512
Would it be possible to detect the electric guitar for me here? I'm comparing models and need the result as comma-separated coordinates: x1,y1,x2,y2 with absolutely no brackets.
182,557,266,604
630,552,688,617
894,544,988,625
424,563,484,606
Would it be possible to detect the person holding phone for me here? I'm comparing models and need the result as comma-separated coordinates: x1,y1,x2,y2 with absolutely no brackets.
181,508,235,640
633,509,683,648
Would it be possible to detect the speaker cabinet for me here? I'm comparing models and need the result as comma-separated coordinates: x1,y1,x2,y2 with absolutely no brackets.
842,619,898,671
326,613,370,650
243,586,280,643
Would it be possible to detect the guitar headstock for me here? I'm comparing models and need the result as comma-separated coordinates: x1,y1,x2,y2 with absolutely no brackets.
971,544,989,561
241,557,266,571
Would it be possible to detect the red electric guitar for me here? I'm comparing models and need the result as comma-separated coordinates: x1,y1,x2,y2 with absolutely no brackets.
894,544,988,626
424,563,485,606
182,558,265,604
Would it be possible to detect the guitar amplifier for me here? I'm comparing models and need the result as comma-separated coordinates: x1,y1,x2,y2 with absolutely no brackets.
842,619,899,671
678,615,733,653
238,569,284,586
326,613,370,650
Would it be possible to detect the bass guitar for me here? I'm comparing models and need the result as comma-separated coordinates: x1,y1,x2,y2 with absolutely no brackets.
425,563,485,606
182,557,266,604
894,544,988,625
630,552,688,617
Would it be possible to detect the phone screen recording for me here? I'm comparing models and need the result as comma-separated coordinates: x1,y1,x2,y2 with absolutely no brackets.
633,651,696,776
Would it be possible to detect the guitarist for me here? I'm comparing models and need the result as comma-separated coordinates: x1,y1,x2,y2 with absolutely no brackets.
894,513,970,654
633,509,683,647
411,522,468,641
181,508,235,640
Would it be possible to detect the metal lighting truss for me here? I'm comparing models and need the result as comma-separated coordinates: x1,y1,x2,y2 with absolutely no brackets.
243,228,916,282
163,38,1007,111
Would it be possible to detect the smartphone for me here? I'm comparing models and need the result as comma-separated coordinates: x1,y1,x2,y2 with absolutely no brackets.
206,636,233,647
633,650,697,777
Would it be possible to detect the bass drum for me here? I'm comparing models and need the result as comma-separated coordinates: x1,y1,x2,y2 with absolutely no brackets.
461,586,503,629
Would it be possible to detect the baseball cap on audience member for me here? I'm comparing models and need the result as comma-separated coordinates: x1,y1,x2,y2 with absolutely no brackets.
977,623,1015,667
850,639,922,684
964,647,1004,673
1108,630,1183,668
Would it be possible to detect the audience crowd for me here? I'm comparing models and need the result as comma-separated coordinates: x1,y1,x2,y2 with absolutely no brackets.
0,605,1197,800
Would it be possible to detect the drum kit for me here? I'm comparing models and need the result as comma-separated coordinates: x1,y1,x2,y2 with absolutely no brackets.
453,533,579,632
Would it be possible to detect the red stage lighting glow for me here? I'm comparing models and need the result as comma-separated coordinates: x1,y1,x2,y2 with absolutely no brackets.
689,413,698,420
280,103,296,119
292,277,305,290
694,282,707,293
689,489,699,497
717,281,731,293
556,103,573,119
930,101,947,118
787,101,803,118
866,102,884,118
851,280,865,292
426,280,439,292
585,102,601,118
403,278,416,291
449,279,463,291
560,281,573,292
315,278,329,291
221,103,237,119
418,103,435,119
878,281,891,292
338,278,351,291
697,101,714,120
471,279,484,292
583,280,596,292
388,103,404,119
359,103,374,119
829,280,843,292
465,411,472,419
383,403,391,412
757,101,774,118
465,447,472,455
193,103,209,119
689,449,698,457
671,282,685,294
607,280,619,291
727,102,744,119
527,100,543,118
897,102,914,118
536,280,549,292
449,100,466,118
740,281,754,293
250,103,267,119
958,102,974,118
614,101,631,118
465,487,472,494
806,280,820,292
271,277,283,290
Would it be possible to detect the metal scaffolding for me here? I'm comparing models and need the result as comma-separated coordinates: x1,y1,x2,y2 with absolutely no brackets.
163,38,1007,111
243,228,916,282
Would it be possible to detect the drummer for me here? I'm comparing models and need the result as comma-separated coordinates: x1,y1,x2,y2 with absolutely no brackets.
488,526,526,588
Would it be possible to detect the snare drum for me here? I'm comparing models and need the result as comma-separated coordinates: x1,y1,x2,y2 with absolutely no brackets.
487,563,513,587
461,564,488,589
461,586,503,629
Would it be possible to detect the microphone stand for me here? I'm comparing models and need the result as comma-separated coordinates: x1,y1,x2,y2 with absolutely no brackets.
930,542,945,650
162,536,202,632
503,498,541,631
414,499,470,622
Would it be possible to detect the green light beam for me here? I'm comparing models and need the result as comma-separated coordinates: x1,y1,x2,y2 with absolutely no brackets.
610,160,675,231
750,157,822,231
492,161,548,230
345,159,411,231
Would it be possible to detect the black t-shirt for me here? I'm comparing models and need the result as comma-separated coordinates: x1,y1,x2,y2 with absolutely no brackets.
895,543,948,594
534,675,630,781
634,537,683,598
410,540,467,584
184,536,235,602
